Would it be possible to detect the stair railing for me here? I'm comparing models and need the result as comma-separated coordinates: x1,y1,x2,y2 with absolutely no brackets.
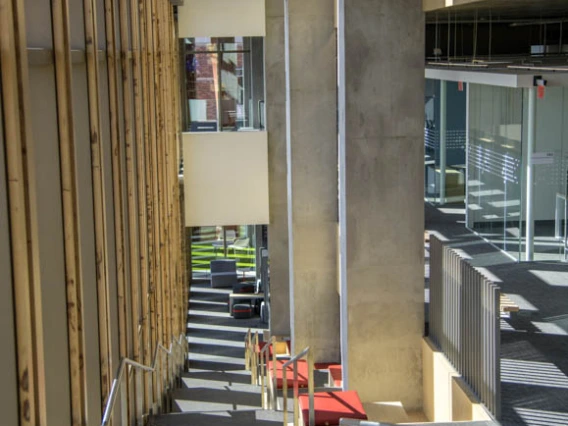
100,334,188,426
259,336,277,409
244,329,252,371
244,330,261,385
282,346,314,426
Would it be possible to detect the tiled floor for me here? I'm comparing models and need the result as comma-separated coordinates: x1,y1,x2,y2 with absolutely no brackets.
425,203,568,426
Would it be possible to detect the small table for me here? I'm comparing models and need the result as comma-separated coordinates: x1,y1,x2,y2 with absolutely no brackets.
229,292,264,316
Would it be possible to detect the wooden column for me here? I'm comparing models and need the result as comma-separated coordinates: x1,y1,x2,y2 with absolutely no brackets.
82,0,112,418
50,0,89,423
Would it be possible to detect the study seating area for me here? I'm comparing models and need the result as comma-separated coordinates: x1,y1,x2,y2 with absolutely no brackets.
209,258,265,320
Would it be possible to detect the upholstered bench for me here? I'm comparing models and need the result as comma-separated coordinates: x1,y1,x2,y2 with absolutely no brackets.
267,359,309,389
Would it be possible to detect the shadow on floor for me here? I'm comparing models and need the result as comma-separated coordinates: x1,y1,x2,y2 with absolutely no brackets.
425,202,568,426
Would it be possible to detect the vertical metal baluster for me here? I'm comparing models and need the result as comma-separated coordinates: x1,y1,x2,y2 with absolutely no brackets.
308,349,314,426
121,368,128,426
293,361,299,426
283,365,288,426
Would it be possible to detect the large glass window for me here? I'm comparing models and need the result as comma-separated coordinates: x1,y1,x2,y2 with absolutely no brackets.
183,37,265,132
190,224,265,281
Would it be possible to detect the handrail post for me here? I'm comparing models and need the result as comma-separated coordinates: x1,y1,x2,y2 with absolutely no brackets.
252,332,258,385
308,349,314,426
271,336,277,410
261,346,266,408
282,366,288,426
245,329,251,371
121,368,128,426
293,361,299,426
135,367,143,425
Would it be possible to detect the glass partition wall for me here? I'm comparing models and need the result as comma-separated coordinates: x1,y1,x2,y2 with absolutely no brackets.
466,84,568,262
425,79,467,204
467,85,525,260
528,87,568,261
182,37,265,132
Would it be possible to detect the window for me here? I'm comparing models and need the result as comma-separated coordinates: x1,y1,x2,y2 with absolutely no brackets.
183,37,265,132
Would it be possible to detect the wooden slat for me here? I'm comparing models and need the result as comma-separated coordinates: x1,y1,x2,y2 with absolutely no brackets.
118,0,141,365
3,0,53,422
131,0,152,413
141,0,160,405
50,0,88,424
0,1,39,425
82,0,112,418
103,0,128,371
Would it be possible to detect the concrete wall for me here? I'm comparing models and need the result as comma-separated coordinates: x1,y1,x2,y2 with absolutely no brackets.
183,131,270,226
286,0,340,362
178,0,266,37
265,0,291,337
422,338,493,422
340,0,425,409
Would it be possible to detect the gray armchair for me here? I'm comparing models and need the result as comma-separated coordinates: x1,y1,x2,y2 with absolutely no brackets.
210,259,238,288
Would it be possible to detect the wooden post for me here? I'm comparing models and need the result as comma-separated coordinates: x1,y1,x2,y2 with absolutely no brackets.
131,0,152,413
82,0,112,417
0,0,46,424
51,0,90,424
103,0,128,367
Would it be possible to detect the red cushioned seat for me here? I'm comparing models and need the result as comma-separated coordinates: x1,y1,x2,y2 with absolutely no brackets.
267,359,309,389
299,390,367,426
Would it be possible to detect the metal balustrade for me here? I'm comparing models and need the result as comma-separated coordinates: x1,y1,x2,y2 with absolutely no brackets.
282,347,315,426
429,235,501,419
100,334,188,426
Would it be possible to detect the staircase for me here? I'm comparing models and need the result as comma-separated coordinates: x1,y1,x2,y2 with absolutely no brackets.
148,281,285,426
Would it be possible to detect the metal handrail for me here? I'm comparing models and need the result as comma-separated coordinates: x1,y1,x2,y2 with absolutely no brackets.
101,334,187,426
259,336,276,409
244,329,252,372
282,346,314,426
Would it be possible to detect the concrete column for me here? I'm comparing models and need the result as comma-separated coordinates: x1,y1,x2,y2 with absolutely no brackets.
266,0,291,336
339,0,424,410
285,0,339,362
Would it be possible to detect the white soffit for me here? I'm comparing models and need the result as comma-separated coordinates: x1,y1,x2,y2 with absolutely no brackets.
183,131,270,227
178,0,266,38
426,67,568,88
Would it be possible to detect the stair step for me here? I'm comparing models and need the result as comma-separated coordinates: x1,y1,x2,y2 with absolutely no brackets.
363,401,409,424
149,409,284,426
299,390,368,426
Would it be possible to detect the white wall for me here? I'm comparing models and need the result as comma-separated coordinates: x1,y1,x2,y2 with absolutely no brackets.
183,131,270,226
178,0,266,37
